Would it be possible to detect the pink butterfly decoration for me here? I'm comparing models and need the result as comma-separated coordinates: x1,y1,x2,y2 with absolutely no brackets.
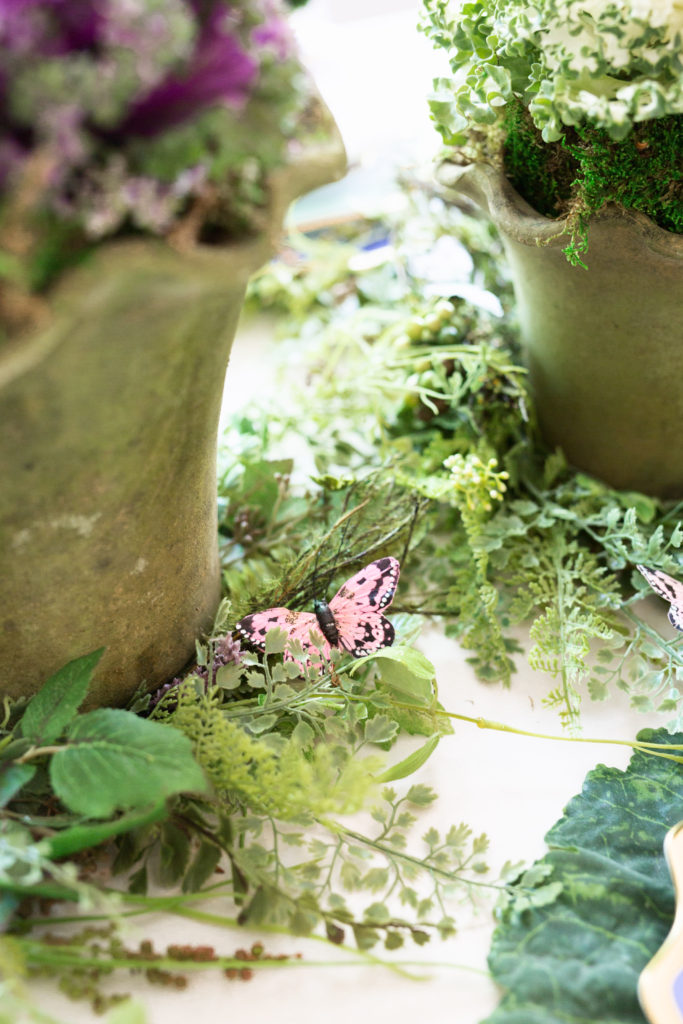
236,557,400,666
637,564,683,631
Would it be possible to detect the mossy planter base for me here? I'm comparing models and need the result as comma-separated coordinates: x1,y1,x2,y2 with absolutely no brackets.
437,161,683,498
1,129,346,706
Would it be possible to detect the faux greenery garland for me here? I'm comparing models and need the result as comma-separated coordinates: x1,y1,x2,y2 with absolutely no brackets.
243,186,683,728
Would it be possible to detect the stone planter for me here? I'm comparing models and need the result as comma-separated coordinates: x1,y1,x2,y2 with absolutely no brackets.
437,160,683,497
0,114,346,706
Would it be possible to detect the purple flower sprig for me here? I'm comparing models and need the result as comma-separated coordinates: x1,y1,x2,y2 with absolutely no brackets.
149,632,244,711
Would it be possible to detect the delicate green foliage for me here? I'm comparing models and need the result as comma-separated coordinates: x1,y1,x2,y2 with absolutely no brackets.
227,192,683,728
235,194,683,728
218,452,427,626
19,649,103,743
5,174,683,1015
355,647,435,708
486,729,683,1023
167,686,382,819
231,782,493,950
50,709,207,817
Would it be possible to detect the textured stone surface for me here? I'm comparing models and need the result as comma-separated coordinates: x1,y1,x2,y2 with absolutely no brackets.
0,125,346,706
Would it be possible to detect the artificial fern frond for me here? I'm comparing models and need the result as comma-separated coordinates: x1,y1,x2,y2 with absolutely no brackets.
169,688,381,820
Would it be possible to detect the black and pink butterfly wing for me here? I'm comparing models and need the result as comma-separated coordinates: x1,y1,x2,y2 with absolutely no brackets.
236,608,333,661
637,564,683,631
329,556,400,656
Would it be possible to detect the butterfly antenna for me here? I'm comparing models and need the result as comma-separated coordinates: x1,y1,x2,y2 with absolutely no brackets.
313,488,356,595
400,497,422,567
324,497,356,593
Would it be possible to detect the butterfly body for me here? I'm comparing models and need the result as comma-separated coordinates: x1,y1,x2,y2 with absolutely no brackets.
237,557,400,665
313,599,340,646
637,564,683,631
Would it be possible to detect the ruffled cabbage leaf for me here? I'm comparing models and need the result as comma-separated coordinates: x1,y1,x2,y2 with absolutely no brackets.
485,728,683,1024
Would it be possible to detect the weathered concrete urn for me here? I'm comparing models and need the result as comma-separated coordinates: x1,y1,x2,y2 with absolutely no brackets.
437,161,683,498
0,120,346,707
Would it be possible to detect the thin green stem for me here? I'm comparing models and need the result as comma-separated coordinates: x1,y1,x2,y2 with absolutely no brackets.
20,938,490,980
388,700,683,762
344,690,683,761
15,745,64,764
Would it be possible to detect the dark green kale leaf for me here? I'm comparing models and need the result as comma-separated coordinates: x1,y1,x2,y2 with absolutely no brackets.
485,729,683,1024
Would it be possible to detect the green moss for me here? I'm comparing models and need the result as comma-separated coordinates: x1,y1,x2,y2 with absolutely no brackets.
502,101,574,217
503,101,683,234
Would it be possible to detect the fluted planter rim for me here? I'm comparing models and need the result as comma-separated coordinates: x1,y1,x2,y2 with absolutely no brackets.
435,159,683,261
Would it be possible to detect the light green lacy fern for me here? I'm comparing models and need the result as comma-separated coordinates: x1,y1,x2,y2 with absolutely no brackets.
170,689,382,820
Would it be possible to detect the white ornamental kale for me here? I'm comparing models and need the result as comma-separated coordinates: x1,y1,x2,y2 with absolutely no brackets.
421,0,683,142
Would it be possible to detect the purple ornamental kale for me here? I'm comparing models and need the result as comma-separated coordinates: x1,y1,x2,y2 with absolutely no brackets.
0,0,102,55
250,0,294,60
121,3,259,138
0,0,298,227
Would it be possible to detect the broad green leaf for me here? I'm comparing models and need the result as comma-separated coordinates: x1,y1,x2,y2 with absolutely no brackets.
353,645,435,677
377,691,453,738
359,648,435,706
182,840,222,893
378,735,440,783
485,729,683,1024
0,764,36,807
50,709,207,818
157,821,192,888
20,649,103,742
